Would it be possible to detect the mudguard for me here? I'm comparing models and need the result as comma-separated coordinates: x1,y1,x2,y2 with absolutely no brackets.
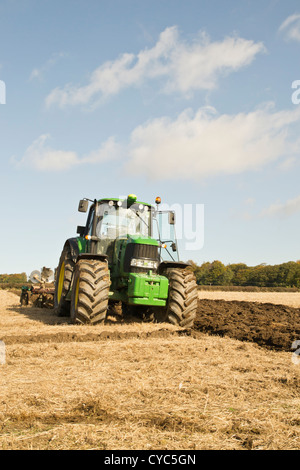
77,253,108,263
158,261,190,273
63,238,108,264
64,238,79,264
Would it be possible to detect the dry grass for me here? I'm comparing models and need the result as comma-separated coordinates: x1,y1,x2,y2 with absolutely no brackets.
1,291,300,450
198,290,300,308
0,291,178,339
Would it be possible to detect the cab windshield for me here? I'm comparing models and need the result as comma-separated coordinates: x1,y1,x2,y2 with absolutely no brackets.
95,202,151,239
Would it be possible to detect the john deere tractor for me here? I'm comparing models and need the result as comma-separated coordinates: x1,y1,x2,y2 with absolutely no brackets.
54,195,198,327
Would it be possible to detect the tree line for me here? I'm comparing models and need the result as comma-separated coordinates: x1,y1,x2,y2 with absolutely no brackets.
188,260,300,288
0,273,27,285
2,262,300,289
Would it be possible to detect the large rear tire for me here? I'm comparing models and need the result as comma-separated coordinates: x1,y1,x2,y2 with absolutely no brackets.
54,245,75,316
159,267,198,328
70,259,110,324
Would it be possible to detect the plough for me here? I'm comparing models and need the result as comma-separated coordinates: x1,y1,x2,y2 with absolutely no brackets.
20,267,55,308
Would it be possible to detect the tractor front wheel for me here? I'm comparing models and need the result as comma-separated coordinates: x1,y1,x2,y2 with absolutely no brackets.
159,267,198,328
70,259,110,324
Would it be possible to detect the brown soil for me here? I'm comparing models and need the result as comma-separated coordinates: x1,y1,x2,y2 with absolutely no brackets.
194,299,300,352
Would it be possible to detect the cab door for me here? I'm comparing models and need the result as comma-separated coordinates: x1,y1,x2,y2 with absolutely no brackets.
153,210,179,262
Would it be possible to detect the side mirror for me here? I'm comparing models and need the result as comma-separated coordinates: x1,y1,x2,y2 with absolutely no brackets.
168,211,175,225
171,242,177,252
78,199,89,213
77,226,85,237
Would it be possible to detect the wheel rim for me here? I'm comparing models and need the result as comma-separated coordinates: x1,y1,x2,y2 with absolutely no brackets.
74,277,80,310
57,261,65,303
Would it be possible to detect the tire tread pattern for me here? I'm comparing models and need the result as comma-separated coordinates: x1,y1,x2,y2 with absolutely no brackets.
71,259,110,325
163,267,198,328
54,245,75,316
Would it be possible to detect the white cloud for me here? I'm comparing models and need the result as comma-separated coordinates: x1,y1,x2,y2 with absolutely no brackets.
163,34,265,95
245,198,256,207
277,156,297,171
45,26,265,108
13,134,119,171
15,104,300,180
261,195,300,218
279,13,300,41
29,52,66,81
126,105,300,181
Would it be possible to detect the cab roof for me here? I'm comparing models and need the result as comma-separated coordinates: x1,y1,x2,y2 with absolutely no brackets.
98,197,152,207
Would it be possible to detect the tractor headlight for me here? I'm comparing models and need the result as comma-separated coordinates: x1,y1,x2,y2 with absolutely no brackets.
130,258,158,269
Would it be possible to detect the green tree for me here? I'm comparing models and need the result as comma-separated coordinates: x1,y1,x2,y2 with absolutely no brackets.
230,263,250,286
194,262,211,285
205,261,233,286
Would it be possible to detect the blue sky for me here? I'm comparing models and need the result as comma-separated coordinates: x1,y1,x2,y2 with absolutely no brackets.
1,0,300,275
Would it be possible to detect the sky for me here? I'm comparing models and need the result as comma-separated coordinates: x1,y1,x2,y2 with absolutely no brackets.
1,0,300,275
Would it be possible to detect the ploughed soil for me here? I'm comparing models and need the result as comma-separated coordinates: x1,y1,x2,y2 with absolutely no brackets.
194,298,300,352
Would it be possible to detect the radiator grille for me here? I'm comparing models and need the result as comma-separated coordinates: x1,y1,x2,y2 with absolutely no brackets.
124,243,159,273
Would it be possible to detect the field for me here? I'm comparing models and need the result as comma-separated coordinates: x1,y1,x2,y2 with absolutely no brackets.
1,289,300,450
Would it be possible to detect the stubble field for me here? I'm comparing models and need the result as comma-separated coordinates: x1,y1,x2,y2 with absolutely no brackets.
0,289,300,450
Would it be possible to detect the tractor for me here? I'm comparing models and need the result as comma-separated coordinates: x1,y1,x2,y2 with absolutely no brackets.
54,195,198,327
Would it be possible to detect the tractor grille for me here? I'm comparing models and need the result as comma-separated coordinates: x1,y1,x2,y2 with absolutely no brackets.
124,243,159,273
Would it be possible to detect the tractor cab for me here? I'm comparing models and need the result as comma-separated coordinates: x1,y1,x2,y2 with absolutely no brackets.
77,194,179,265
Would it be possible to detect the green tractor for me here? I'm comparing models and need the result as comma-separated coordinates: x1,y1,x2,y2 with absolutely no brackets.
54,194,198,327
